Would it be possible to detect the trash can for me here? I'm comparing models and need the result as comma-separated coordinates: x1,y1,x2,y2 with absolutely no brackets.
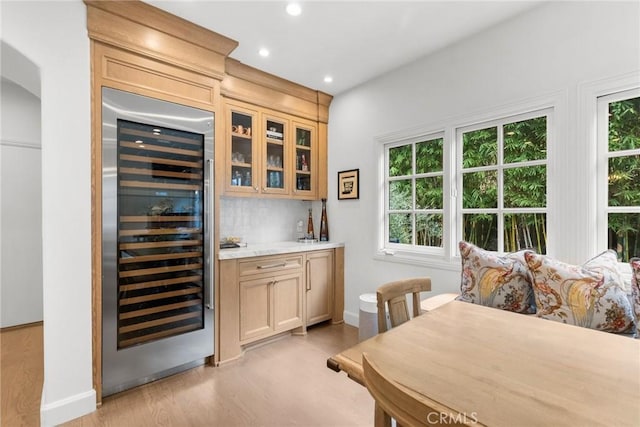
358,293,379,341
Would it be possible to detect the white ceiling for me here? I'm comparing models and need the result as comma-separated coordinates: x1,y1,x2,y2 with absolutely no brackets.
144,1,544,95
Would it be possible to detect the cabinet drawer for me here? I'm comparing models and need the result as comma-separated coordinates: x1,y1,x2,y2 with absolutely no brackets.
238,254,303,277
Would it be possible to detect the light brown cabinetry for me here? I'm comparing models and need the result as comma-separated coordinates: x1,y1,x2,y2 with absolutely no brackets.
238,255,303,343
305,250,333,326
292,119,318,200
221,59,331,200
218,247,344,365
86,0,239,403
224,101,320,199
225,104,260,194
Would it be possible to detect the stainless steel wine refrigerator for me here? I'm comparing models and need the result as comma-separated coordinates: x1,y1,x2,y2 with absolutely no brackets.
101,87,214,396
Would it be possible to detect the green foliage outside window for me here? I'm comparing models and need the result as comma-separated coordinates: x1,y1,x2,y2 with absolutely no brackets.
388,137,443,247
607,97,640,261
462,117,547,253
386,100,639,259
463,128,497,167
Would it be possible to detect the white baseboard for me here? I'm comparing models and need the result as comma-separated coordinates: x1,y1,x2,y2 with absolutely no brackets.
344,310,359,327
40,387,96,427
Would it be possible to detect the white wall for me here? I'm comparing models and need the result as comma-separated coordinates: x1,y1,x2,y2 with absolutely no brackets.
0,79,43,328
1,1,95,425
328,1,640,325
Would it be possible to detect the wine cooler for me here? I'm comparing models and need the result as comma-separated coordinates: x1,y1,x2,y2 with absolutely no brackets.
102,87,214,396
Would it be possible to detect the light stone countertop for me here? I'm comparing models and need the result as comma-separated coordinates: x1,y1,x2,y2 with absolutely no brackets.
217,241,344,260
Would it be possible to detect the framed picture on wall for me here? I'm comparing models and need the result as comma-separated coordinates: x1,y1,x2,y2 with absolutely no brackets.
337,169,359,200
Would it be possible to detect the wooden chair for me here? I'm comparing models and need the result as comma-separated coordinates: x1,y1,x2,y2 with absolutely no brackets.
363,352,432,427
376,277,431,333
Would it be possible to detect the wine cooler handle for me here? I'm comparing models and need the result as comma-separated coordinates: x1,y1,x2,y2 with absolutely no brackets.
205,158,214,310
306,259,311,291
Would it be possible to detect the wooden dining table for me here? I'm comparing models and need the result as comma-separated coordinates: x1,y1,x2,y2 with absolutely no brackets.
327,300,640,426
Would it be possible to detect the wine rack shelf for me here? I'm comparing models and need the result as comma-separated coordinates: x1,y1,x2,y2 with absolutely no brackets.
116,119,206,349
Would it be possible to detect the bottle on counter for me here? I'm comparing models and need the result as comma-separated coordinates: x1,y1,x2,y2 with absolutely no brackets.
319,198,329,241
307,208,315,239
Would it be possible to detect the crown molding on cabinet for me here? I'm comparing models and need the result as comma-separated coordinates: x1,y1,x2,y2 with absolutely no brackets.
85,0,238,81
222,58,333,124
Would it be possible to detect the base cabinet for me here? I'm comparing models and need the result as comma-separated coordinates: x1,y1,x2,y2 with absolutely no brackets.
305,250,334,326
240,271,303,343
217,247,344,365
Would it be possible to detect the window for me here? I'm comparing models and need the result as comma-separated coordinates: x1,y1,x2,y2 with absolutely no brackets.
381,108,550,261
386,134,444,250
598,90,640,262
458,111,549,253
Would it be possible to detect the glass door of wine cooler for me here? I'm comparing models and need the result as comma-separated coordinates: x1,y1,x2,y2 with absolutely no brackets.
102,87,214,396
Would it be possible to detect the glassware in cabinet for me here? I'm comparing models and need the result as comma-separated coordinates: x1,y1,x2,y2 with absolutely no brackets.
293,123,316,197
229,110,256,192
264,118,287,193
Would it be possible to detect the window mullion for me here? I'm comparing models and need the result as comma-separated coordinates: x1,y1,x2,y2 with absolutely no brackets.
497,123,505,252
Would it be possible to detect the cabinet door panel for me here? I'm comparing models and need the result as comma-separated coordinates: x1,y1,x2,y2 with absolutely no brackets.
306,250,333,325
239,277,272,342
273,273,303,332
226,105,259,194
292,120,318,199
263,115,290,195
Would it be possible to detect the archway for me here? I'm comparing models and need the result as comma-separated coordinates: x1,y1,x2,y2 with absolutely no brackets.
0,40,42,327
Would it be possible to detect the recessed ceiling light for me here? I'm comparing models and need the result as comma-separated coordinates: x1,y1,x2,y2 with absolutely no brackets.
324,76,333,83
286,3,302,16
259,48,270,57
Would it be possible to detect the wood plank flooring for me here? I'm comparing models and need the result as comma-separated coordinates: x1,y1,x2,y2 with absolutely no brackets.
1,322,373,426
1,323,44,427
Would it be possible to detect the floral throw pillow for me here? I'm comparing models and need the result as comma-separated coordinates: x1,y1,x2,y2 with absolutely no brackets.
457,241,536,314
630,258,640,338
524,251,636,333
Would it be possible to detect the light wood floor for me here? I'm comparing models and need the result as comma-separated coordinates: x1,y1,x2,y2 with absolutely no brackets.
2,322,373,426
1,322,44,427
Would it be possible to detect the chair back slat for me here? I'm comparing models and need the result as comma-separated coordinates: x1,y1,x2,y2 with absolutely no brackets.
376,277,431,333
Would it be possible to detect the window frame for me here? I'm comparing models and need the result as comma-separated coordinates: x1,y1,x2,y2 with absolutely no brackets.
456,108,551,253
384,131,447,257
596,87,640,262
376,93,561,268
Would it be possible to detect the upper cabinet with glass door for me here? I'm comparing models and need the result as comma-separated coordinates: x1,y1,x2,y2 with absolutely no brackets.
263,115,289,195
224,101,322,199
292,119,318,200
227,106,259,194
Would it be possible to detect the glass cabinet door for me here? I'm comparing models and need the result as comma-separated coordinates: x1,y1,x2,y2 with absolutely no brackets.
264,117,288,194
293,122,317,198
229,109,257,192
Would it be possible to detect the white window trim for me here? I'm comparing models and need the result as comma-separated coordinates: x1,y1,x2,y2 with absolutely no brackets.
456,108,552,253
375,91,564,268
578,72,640,274
596,87,640,279
384,132,446,253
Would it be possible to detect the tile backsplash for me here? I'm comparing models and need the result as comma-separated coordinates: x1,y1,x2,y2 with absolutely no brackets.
219,197,317,244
